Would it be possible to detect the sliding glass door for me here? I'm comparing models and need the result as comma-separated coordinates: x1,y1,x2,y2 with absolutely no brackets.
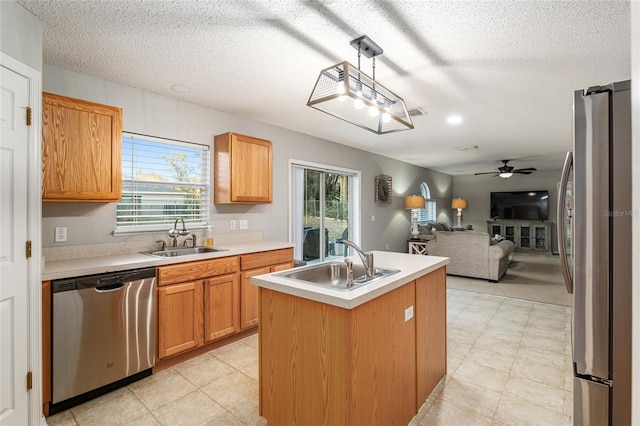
291,162,360,264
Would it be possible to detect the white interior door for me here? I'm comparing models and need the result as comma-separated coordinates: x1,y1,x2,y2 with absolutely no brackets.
0,62,31,425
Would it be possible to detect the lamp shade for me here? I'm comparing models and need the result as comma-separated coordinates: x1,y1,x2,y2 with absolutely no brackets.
307,62,414,134
405,195,425,209
451,198,467,209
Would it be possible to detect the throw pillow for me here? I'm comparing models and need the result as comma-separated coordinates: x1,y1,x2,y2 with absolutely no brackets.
418,224,431,235
428,222,445,232
441,222,452,231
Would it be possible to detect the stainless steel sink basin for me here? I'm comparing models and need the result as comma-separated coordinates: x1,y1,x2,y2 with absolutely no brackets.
143,246,228,257
276,261,400,291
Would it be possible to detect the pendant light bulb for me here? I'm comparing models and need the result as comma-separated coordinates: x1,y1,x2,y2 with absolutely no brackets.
382,107,391,123
369,105,379,117
354,98,364,110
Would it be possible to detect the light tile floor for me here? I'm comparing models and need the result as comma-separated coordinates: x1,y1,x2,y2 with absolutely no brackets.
47,288,572,426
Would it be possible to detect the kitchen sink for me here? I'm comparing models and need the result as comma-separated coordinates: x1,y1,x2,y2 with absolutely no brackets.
142,247,228,258
275,261,400,291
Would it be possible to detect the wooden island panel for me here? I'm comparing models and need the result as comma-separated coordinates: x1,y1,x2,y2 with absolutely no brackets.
416,267,447,403
259,289,350,426
349,281,417,425
259,277,426,426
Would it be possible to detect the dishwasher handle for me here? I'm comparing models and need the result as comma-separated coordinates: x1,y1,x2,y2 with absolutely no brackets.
95,283,125,292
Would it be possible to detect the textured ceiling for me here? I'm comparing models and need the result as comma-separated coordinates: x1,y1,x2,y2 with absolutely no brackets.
18,0,631,175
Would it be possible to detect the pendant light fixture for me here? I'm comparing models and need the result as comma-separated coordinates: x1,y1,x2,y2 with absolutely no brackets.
307,35,414,134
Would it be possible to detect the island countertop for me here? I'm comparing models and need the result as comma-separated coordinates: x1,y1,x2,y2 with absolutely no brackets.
251,250,449,309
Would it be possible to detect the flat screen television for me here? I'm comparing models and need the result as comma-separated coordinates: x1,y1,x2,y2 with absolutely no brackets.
490,191,549,221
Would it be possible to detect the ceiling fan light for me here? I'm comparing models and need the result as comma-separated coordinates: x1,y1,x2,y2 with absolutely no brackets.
499,172,514,179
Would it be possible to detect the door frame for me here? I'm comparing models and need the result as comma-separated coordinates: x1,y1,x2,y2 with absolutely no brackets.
1,52,43,425
287,159,361,260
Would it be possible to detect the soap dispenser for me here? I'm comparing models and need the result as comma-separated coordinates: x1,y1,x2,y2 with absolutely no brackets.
205,225,214,247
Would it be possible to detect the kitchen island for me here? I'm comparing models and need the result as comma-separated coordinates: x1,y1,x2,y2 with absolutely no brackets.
251,251,449,426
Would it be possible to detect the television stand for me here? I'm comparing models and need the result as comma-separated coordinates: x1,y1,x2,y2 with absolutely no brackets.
487,220,551,253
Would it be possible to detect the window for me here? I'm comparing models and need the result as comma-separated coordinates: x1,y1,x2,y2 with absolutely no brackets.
116,133,210,231
417,182,436,224
290,161,360,264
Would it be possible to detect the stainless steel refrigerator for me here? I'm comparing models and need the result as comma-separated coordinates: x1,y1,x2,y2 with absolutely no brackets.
558,80,631,425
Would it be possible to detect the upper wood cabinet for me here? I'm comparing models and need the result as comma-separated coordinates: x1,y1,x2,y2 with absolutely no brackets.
42,92,122,202
214,132,272,204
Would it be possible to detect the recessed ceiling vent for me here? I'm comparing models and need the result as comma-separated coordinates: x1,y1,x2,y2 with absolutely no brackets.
408,107,427,117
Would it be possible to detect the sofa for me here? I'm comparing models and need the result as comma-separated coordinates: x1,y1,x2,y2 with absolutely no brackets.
425,231,516,282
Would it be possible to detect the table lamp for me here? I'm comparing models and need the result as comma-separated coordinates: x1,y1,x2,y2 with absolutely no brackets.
451,198,468,228
405,195,425,238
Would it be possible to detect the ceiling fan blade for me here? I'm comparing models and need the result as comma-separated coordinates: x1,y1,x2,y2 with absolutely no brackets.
512,167,538,175
474,171,498,175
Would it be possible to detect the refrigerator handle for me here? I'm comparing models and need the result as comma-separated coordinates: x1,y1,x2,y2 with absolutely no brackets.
557,150,573,294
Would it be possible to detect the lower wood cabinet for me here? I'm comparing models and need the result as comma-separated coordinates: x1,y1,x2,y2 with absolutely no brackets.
158,281,204,359
240,267,270,329
157,249,293,360
239,248,294,329
204,274,239,342
157,256,238,360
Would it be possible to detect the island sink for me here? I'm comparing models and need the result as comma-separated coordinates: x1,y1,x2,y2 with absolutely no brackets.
276,261,400,290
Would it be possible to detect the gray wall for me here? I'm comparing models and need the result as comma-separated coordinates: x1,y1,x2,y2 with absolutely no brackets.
0,1,42,71
452,170,562,253
42,65,453,252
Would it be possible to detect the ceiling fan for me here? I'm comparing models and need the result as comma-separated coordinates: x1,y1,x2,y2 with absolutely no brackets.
474,160,537,179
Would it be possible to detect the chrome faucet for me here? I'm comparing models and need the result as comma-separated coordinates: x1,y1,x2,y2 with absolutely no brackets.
182,234,197,248
156,240,168,251
168,217,190,247
343,240,375,279
344,258,354,288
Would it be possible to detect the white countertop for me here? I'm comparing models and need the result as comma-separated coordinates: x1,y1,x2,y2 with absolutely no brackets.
42,240,294,281
251,251,449,309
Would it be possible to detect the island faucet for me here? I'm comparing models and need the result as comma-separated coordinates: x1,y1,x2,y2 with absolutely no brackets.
168,217,190,247
343,240,375,279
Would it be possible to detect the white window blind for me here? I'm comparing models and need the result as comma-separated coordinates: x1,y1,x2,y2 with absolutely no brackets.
116,133,210,230
418,182,436,224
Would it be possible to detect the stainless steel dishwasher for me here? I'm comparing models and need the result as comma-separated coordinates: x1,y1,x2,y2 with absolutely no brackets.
51,267,156,412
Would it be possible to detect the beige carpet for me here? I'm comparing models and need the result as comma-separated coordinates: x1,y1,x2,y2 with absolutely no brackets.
446,252,573,307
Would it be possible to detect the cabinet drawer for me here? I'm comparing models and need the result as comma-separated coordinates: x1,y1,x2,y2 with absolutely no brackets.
240,248,293,271
158,256,238,286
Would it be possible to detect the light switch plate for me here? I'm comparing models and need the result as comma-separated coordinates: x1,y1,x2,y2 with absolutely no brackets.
229,220,236,231
404,306,414,322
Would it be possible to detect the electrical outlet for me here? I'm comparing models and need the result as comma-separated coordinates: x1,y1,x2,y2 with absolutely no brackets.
55,227,67,242
385,243,389,250
229,220,236,231
239,219,248,230
404,306,414,322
